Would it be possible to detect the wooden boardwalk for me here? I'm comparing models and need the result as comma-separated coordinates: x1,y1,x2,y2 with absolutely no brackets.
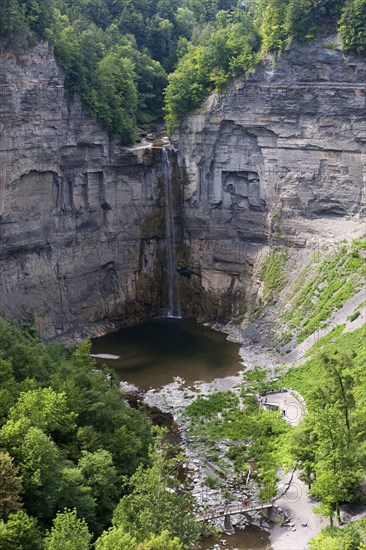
198,502,272,522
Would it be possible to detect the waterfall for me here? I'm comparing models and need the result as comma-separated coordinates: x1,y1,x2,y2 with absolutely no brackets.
162,147,181,318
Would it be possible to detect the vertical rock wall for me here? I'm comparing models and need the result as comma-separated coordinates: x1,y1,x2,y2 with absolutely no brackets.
0,42,365,341
175,44,366,329
0,43,167,340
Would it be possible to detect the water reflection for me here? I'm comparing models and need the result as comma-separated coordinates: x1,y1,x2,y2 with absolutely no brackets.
91,318,242,391
198,525,271,549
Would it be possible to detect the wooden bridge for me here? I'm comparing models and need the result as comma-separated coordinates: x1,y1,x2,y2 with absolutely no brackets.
197,501,273,522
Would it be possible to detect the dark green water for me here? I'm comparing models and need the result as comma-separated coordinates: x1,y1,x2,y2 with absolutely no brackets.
91,318,242,391
198,526,271,549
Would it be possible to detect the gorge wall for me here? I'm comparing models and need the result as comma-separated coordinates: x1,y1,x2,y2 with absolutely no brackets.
0,43,172,340
175,43,366,338
0,42,365,342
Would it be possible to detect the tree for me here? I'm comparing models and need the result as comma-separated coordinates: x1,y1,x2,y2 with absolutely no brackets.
78,450,118,532
0,452,23,519
8,387,77,440
0,0,31,51
0,510,42,550
292,351,363,526
284,0,317,43
259,0,288,53
56,466,96,529
95,526,137,550
95,51,137,143
0,424,62,522
310,520,366,549
112,430,200,548
0,360,18,425
339,0,366,55
291,423,317,488
137,530,183,549
44,509,92,550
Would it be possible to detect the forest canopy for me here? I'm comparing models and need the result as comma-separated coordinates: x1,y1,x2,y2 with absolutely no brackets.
0,317,202,548
0,0,365,140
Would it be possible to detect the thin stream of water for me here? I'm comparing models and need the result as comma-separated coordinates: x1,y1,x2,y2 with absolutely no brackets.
162,147,181,318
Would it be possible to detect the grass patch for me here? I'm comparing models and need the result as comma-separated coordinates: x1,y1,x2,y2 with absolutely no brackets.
304,324,345,357
348,310,361,322
185,392,239,418
273,325,366,399
282,239,366,343
260,250,288,298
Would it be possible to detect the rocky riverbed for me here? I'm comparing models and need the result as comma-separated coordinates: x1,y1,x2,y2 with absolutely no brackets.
124,352,274,537
122,342,326,550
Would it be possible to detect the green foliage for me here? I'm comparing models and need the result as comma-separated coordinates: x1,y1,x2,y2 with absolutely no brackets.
1,0,364,137
282,239,366,343
185,391,239,417
310,518,366,549
112,430,201,548
164,12,260,130
280,331,366,525
0,452,22,520
2,425,61,521
137,530,183,549
44,509,92,550
185,382,292,499
95,526,137,550
78,450,118,533
339,0,366,55
95,527,183,550
260,249,288,297
259,0,288,53
0,317,152,536
348,310,361,322
204,475,221,489
8,387,77,439
276,325,366,399
0,510,43,550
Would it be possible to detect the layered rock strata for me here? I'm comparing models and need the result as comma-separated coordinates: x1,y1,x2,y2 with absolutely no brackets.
0,43,168,340
0,42,365,341
175,43,366,330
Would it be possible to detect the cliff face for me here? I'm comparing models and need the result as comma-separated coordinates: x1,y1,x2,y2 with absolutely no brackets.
175,43,366,332
1,42,365,341
0,43,168,340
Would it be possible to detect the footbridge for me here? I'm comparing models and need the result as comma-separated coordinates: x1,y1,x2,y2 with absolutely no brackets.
197,501,273,522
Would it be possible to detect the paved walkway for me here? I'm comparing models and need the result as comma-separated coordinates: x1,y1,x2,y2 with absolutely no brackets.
270,470,328,550
259,390,305,425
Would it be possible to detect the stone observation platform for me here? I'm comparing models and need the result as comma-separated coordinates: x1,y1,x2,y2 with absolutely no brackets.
257,389,305,425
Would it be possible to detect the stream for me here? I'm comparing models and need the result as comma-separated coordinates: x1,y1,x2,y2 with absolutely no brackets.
91,318,273,549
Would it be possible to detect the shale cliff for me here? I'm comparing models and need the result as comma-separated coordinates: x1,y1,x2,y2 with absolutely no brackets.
0,43,170,340
1,41,365,341
175,43,366,336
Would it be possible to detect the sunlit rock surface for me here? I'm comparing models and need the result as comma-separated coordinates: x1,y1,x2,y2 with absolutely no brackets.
0,42,365,340
175,43,366,329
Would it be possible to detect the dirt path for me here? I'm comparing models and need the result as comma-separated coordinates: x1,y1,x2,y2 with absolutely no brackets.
285,289,366,366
